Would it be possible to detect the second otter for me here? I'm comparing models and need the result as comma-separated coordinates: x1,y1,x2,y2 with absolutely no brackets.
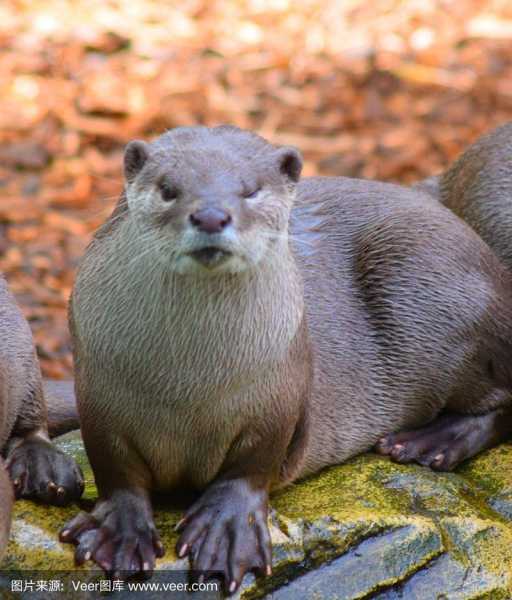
61,126,512,592
0,276,84,560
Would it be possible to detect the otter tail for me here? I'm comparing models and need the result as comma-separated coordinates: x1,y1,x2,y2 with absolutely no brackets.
42,380,80,438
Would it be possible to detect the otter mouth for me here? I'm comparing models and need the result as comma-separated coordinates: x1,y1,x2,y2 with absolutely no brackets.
188,246,233,268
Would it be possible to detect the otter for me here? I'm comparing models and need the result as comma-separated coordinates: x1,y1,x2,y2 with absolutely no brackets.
0,276,84,560
411,122,512,265
378,123,512,471
60,126,512,593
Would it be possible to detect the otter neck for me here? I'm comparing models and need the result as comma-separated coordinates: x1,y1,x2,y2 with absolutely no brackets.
79,220,306,400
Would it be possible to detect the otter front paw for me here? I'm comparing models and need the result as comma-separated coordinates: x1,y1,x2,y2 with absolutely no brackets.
60,497,165,578
6,439,84,505
176,480,272,595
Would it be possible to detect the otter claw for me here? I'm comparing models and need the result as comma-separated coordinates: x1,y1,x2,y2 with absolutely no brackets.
176,480,272,592
7,439,83,504
174,518,186,531
61,499,164,577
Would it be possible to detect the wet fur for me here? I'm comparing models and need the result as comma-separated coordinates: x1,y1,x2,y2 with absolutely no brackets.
43,380,80,438
71,126,512,490
296,178,512,471
0,275,45,559
72,235,306,490
0,276,81,560
388,123,512,469
421,122,512,271
64,126,512,590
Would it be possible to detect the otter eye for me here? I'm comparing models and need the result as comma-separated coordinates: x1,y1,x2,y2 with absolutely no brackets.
244,186,262,200
159,183,179,203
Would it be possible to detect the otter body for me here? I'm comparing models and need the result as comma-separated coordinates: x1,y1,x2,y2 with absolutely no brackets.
72,239,305,491
0,276,83,560
296,178,512,473
63,126,512,592
379,123,512,470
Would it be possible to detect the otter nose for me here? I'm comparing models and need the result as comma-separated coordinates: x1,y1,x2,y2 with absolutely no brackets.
189,208,232,234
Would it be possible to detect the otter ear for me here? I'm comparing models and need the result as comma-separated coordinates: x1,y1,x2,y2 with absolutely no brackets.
276,146,303,183
124,140,150,183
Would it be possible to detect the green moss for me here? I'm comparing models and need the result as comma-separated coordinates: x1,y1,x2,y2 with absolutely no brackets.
458,444,512,494
272,455,412,521
3,503,81,571
3,434,512,598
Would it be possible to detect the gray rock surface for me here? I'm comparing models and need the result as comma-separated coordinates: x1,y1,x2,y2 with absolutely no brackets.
2,431,512,599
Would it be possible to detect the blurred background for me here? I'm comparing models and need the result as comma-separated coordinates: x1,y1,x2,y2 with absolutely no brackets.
1,0,512,378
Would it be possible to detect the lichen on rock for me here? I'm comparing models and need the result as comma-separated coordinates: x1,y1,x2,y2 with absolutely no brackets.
2,432,512,599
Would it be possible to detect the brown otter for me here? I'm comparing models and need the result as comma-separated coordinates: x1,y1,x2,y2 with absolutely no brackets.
437,122,512,270
61,125,512,593
378,123,512,471
0,275,84,560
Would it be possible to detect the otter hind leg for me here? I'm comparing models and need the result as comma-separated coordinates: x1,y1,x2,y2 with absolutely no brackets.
376,405,512,471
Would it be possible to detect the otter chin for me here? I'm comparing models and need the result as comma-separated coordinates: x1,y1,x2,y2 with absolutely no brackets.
175,244,244,274
188,246,233,269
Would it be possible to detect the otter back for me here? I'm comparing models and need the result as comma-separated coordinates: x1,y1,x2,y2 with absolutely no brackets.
438,122,512,270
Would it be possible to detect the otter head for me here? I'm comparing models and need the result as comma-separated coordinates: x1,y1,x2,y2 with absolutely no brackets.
123,126,302,275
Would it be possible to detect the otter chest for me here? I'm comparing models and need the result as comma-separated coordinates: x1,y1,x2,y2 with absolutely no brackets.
74,276,297,489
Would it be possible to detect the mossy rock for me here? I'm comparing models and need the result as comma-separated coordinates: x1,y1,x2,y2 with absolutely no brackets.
2,432,512,599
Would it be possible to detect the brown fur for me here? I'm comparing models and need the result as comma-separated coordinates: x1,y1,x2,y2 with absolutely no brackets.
382,123,512,471
420,122,512,271
0,274,44,560
0,275,82,561
43,380,80,438
63,126,512,590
